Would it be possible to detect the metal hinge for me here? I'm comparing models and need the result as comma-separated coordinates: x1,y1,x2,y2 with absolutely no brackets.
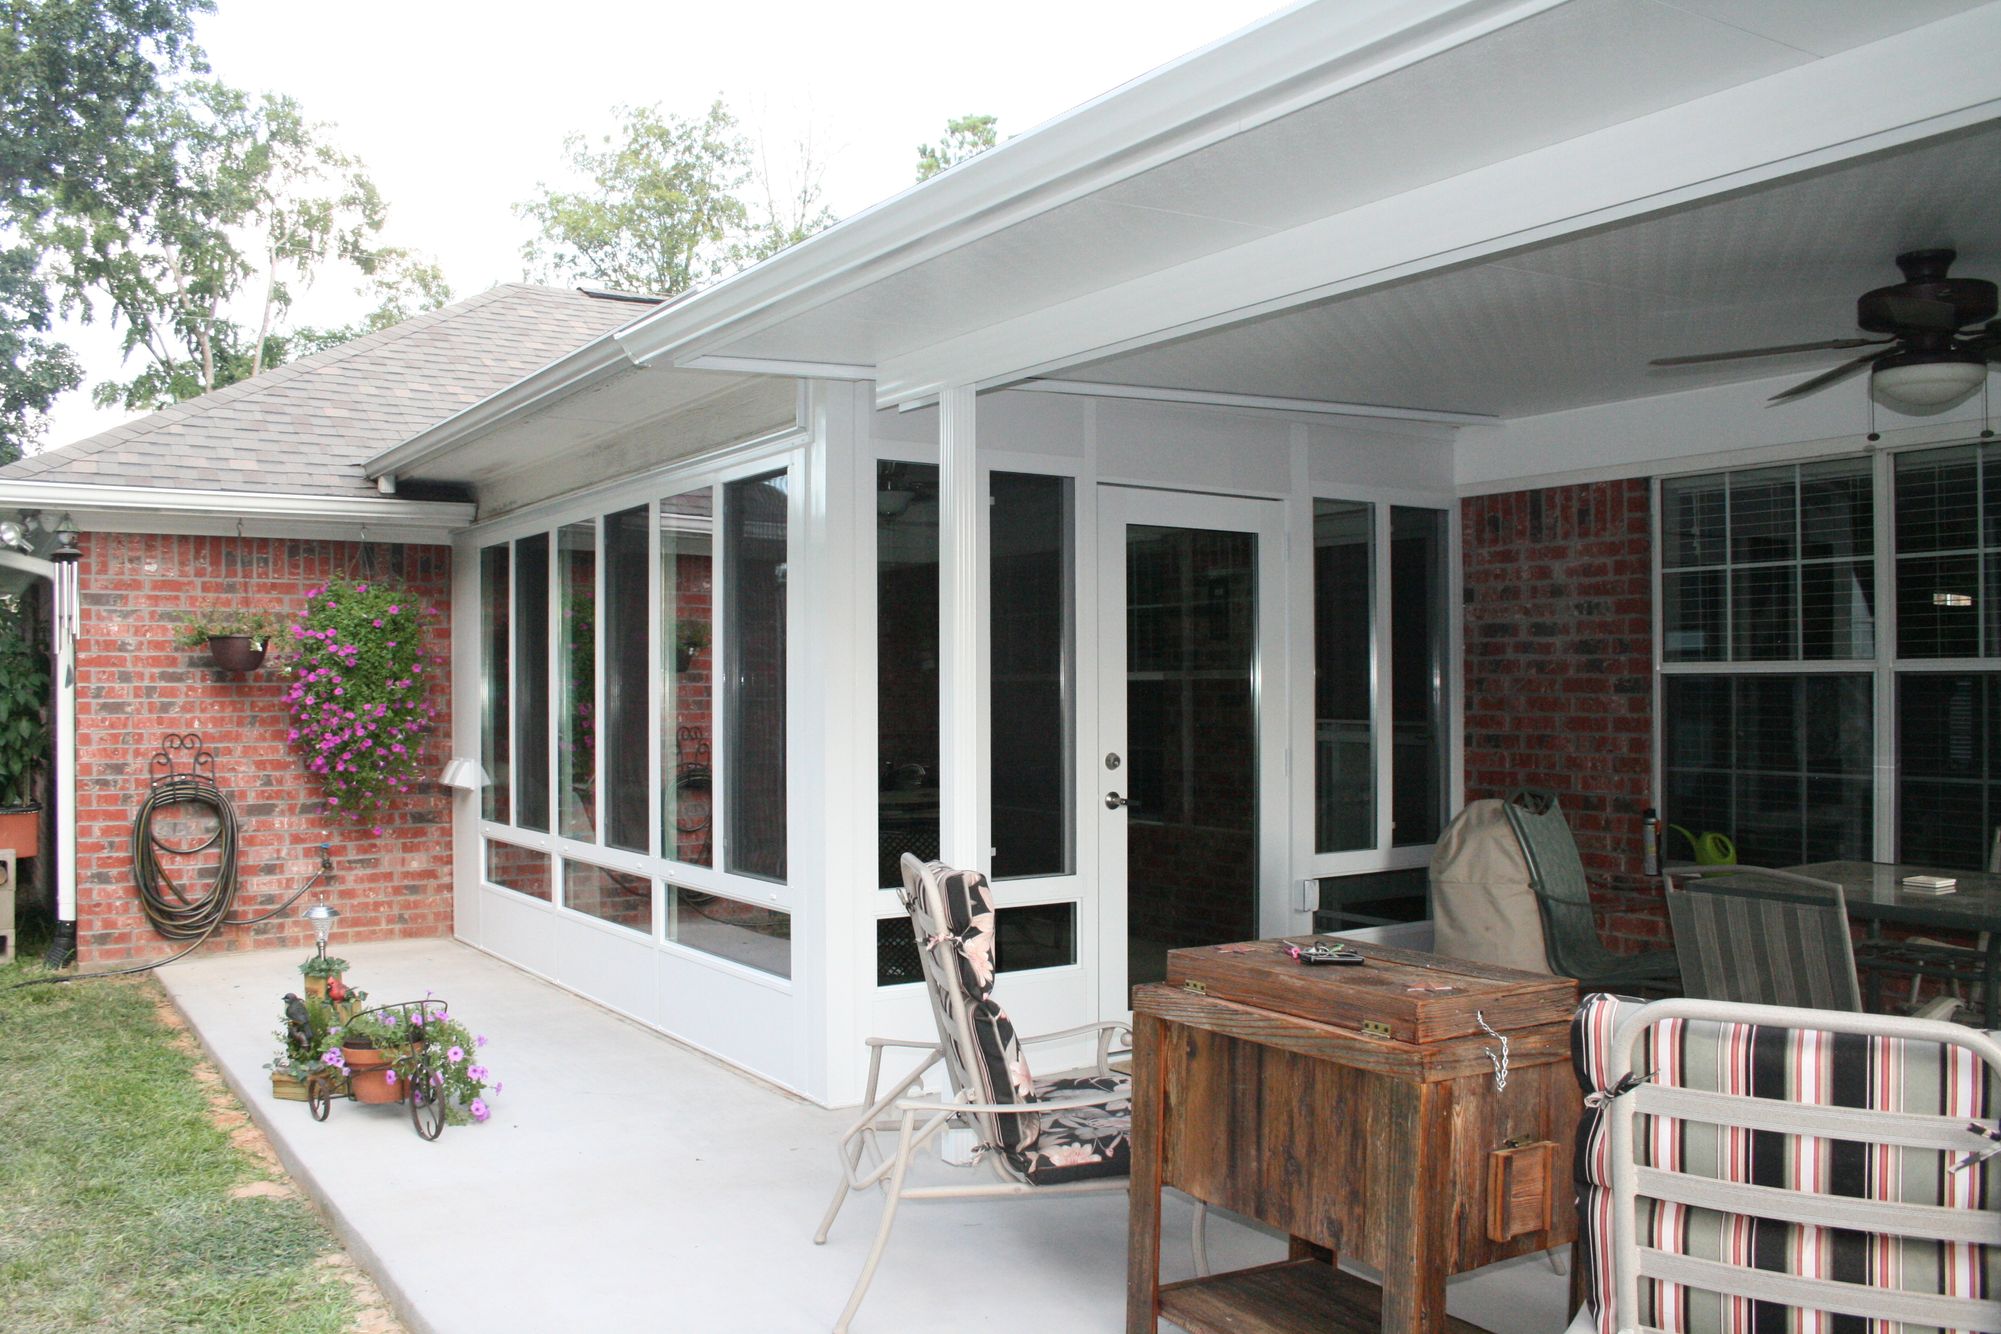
1182,980,1207,995
1362,1020,1392,1038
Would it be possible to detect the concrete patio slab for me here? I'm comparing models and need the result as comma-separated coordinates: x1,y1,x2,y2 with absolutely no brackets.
158,938,1571,1333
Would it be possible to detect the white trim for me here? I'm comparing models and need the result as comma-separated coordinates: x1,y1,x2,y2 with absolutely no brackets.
0,480,471,538
612,0,1565,373
938,386,983,871
1016,378,1490,427
365,333,634,479
678,355,876,380
872,12,2001,405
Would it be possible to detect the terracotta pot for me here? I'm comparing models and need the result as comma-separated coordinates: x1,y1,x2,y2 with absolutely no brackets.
206,635,266,672
0,806,38,859
341,1045,406,1104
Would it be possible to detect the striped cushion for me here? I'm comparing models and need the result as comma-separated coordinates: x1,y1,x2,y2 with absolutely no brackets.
1571,994,2000,1334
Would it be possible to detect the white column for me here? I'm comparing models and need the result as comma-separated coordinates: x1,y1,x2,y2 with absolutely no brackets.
52,553,77,926
938,384,984,870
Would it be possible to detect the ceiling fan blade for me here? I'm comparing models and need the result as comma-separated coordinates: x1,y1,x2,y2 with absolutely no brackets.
1878,294,1966,333
1651,337,1889,367
1767,351,1880,403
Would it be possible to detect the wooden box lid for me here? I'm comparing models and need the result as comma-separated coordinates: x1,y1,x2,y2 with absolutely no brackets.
1163,938,1577,1045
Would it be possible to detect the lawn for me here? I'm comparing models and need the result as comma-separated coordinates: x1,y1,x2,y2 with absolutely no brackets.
0,920,377,1332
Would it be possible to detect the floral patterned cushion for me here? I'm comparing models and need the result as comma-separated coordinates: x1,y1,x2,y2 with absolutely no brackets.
1570,993,2000,1334
915,860,1040,1154
1009,1074,1132,1185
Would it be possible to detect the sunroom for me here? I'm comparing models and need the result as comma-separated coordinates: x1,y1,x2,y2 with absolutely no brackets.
379,0,2001,1106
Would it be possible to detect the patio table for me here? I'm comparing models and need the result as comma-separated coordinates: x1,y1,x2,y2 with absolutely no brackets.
1779,860,2001,1026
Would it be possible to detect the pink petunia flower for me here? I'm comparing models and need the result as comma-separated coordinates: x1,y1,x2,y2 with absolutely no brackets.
470,1098,489,1122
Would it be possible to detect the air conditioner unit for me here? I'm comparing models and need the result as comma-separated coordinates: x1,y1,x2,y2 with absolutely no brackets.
0,850,14,965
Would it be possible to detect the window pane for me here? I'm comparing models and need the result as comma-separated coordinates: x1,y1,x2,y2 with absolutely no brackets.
1661,674,1871,868
877,461,939,887
876,903,1076,985
990,472,1074,879
1729,467,1796,564
480,546,511,824
1661,474,1726,569
603,505,649,852
1898,673,2001,871
1390,506,1448,846
1311,867,1428,931
1896,446,1978,554
1799,561,1873,659
557,519,596,840
661,488,714,867
1898,554,1979,658
563,859,651,935
668,885,790,978
1313,499,1373,852
1661,570,1725,662
1799,459,1871,560
514,533,551,832
485,840,551,901
725,471,788,882
1731,566,1796,659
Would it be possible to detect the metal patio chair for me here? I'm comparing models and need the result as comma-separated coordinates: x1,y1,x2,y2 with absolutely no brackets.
1566,994,2001,1334
813,854,1147,1333
1502,789,1680,993
1670,866,1961,1020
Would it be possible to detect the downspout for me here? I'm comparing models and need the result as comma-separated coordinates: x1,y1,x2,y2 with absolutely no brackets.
0,546,72,962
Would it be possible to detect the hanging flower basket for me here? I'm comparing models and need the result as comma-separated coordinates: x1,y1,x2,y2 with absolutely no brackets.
205,635,268,672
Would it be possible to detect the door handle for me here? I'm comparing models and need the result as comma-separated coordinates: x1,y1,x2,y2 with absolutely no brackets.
1105,792,1129,810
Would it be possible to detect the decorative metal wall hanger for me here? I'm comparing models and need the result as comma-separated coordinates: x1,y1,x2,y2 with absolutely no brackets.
150,732,219,793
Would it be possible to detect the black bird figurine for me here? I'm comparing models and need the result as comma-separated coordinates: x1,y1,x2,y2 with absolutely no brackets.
283,992,311,1054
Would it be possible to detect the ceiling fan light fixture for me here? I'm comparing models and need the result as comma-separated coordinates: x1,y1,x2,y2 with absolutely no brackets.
1872,351,1987,410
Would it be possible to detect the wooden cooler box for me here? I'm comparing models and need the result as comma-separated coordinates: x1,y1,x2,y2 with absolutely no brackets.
1127,939,1581,1334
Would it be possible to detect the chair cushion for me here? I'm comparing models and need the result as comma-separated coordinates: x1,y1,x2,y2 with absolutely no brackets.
1570,993,2000,1334
1010,1074,1132,1185
921,860,1039,1154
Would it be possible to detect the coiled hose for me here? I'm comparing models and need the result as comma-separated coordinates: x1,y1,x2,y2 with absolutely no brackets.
10,771,330,987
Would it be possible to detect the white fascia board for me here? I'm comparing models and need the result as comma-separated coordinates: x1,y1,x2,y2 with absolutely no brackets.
0,479,474,540
363,333,635,480
1015,378,1491,427
617,0,1565,370
875,4,2001,407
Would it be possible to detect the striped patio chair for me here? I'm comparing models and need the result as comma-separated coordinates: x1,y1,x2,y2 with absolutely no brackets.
1504,789,1680,994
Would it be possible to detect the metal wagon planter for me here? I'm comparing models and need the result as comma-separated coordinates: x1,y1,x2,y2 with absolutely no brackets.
306,998,454,1140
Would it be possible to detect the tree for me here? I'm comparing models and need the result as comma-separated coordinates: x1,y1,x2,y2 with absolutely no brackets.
1,0,208,451
519,98,837,297
915,114,999,182
39,80,394,411
288,250,452,359
0,246,81,462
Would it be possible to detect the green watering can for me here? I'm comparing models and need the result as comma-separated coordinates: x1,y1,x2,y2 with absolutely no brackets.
1669,824,1738,866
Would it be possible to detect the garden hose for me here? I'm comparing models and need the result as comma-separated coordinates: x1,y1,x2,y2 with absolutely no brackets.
8,771,333,988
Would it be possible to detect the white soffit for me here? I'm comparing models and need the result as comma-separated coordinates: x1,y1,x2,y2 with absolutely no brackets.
690,0,1988,381
1052,122,2001,418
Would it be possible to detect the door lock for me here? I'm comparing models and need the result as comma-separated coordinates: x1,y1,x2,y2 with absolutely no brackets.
1105,792,1129,810
1105,752,1121,770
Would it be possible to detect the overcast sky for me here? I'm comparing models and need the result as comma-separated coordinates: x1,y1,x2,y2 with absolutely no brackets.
40,0,1285,449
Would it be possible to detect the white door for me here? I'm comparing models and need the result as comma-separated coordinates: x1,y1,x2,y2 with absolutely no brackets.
1095,486,1292,1018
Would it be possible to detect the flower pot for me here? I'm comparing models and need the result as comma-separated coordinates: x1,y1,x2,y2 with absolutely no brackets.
341,1045,406,1104
205,635,267,672
0,805,38,859
270,1070,310,1102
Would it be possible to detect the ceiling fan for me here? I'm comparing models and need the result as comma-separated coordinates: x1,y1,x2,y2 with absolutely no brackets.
1652,249,1999,409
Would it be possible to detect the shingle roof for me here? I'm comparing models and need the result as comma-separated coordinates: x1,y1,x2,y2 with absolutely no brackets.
0,284,653,498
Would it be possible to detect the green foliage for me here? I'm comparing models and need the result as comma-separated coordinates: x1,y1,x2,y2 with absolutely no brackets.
174,603,284,649
39,79,405,411
0,966,362,1331
287,248,452,358
0,0,210,212
284,576,441,829
518,98,835,296
0,602,49,807
915,113,1000,181
323,999,501,1127
0,244,81,463
296,954,349,979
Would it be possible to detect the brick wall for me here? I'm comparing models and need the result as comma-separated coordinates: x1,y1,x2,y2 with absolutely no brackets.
74,533,453,965
1460,481,1665,950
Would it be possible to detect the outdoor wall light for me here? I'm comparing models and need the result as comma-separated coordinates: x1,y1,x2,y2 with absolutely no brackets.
439,758,490,791
0,519,23,551
303,902,340,960
51,513,80,562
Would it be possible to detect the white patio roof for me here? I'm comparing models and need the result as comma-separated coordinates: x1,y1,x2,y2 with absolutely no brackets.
372,0,2001,486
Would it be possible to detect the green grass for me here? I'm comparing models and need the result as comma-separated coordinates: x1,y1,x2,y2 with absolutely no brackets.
0,915,364,1332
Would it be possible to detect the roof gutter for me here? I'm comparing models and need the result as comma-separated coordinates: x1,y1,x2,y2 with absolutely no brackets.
0,480,474,538
363,331,638,481
610,0,1564,372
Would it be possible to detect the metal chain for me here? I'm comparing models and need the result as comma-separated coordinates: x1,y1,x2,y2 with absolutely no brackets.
1475,1010,1510,1093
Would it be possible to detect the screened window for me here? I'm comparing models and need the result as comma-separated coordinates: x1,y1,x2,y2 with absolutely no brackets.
725,471,789,882
661,489,714,867
1390,506,1449,846
1899,673,2001,869
602,505,650,852
557,520,597,840
990,472,1074,880
1312,500,1372,852
877,462,939,887
479,547,510,825
514,533,551,832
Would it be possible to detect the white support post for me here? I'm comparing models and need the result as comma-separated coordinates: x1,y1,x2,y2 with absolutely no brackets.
52,554,77,929
938,385,984,871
